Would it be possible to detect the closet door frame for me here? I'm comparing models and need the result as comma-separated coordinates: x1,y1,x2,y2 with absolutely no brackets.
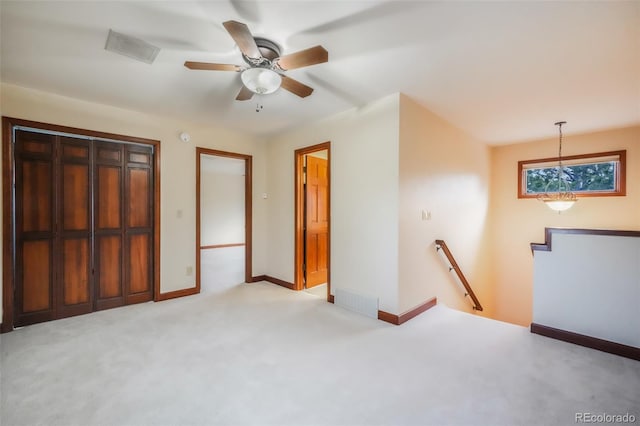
1,117,161,333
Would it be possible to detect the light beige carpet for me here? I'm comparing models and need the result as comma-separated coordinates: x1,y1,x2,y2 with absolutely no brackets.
200,246,245,293
1,281,639,425
304,283,328,298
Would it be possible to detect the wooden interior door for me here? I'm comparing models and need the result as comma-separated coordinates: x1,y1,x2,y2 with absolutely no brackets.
14,130,57,326
304,155,329,288
57,136,93,318
7,120,157,329
15,131,95,325
94,141,126,310
124,145,154,304
93,142,154,309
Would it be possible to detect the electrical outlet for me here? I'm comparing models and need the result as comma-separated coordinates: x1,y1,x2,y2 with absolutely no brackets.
186,266,193,276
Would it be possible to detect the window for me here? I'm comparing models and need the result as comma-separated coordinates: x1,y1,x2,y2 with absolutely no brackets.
518,150,626,198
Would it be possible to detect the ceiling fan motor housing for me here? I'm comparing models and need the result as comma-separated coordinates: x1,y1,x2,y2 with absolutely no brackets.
242,37,281,65
240,37,284,94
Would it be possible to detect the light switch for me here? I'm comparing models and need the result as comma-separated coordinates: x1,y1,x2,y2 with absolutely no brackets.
421,210,432,221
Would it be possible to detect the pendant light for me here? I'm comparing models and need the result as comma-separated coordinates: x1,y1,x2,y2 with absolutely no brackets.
538,121,577,212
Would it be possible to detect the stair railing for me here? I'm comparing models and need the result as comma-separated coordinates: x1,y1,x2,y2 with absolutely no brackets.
435,239,483,311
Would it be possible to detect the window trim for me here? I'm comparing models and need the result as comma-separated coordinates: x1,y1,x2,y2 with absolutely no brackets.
517,150,626,199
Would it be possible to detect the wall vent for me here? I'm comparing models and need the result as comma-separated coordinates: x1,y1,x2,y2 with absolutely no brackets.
105,29,160,64
335,288,379,319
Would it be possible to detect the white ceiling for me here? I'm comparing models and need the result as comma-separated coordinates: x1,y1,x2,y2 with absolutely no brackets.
1,1,639,145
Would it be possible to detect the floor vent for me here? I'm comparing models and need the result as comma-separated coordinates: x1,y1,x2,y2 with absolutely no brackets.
335,288,378,319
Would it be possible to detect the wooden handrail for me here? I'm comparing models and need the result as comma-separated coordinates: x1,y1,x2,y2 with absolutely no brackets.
531,227,640,253
434,240,483,311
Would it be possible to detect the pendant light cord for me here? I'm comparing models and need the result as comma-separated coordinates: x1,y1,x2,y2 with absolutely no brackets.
558,122,563,167
555,121,566,190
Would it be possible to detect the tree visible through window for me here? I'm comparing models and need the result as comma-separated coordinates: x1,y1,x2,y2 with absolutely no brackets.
518,151,625,198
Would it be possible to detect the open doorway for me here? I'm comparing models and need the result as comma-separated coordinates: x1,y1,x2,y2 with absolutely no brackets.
196,148,252,293
295,142,331,302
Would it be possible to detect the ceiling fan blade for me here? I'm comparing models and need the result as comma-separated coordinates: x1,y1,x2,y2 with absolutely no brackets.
280,75,314,98
184,61,241,72
222,20,262,59
276,46,328,70
236,85,254,101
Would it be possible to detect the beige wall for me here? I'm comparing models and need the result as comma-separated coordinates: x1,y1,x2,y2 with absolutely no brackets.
265,94,401,313
264,93,494,317
489,125,640,326
4,81,637,327
398,95,492,315
0,83,268,318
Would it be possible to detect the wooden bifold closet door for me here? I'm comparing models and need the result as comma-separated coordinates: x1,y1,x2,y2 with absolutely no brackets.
14,129,154,327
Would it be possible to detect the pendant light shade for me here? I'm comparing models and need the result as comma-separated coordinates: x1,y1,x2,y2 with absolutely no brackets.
542,200,576,212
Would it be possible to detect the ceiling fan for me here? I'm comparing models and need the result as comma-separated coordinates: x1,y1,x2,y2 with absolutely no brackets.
184,20,328,101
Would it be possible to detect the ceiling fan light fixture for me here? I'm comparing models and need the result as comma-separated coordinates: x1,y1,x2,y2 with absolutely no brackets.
241,68,282,95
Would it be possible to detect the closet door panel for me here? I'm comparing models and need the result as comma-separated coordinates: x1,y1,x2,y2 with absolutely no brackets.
22,240,52,313
62,239,90,305
128,234,151,294
57,137,93,318
94,142,125,310
14,130,56,326
21,161,53,233
11,128,155,327
62,164,90,230
128,168,150,228
97,236,122,299
124,145,153,304
97,166,122,229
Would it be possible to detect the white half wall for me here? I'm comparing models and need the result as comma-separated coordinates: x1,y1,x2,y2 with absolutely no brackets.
533,232,640,347
266,94,400,313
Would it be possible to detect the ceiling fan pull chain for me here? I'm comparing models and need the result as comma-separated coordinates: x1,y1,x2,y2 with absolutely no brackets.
255,93,266,112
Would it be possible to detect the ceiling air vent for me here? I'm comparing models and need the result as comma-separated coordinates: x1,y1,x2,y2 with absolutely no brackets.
104,29,160,64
